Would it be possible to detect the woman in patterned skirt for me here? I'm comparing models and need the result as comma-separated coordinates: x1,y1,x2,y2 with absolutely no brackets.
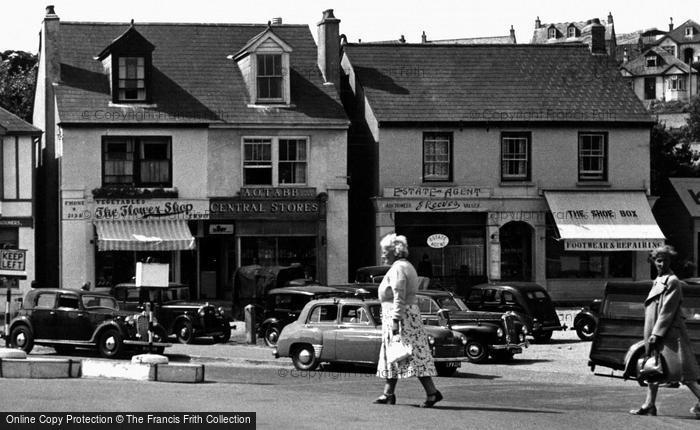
373,233,442,408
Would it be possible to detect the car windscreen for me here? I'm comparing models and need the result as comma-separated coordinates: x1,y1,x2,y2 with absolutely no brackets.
601,294,645,319
435,296,467,311
82,295,119,310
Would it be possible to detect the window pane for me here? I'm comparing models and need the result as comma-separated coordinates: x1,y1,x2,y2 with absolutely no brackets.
423,133,451,181
257,54,283,99
501,135,529,180
279,139,307,184
579,133,606,180
244,138,273,185
118,57,146,101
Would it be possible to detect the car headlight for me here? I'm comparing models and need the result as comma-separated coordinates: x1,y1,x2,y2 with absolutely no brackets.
199,308,207,317
460,335,468,345
522,326,529,335
496,328,504,338
519,334,525,342
427,335,435,345
217,307,225,316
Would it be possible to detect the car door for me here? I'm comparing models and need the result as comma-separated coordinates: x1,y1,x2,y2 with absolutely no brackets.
334,304,382,363
55,292,91,341
31,292,58,339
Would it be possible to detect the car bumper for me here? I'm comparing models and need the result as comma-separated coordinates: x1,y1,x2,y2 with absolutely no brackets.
433,357,470,363
490,341,528,351
123,340,172,347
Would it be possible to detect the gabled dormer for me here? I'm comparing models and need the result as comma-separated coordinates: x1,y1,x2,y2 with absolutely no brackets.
685,25,696,38
566,23,579,38
645,53,662,68
547,24,559,40
232,26,293,105
95,22,155,104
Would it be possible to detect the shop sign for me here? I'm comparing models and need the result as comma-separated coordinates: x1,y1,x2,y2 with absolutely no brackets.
0,217,33,228
427,234,449,248
210,199,322,219
379,200,482,212
0,249,27,279
63,199,89,220
239,187,317,199
208,224,234,235
564,239,665,251
384,186,491,199
90,199,210,221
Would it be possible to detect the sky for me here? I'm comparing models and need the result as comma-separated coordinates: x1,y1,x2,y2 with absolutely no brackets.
0,0,698,53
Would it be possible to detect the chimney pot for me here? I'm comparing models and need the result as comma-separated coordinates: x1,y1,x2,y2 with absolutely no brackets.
46,5,55,15
272,17,282,25
535,16,541,29
421,31,427,43
399,35,406,43
607,12,614,24
510,25,516,43
669,17,674,31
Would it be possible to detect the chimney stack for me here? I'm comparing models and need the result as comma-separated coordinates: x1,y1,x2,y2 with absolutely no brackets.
669,17,674,31
271,17,282,25
587,19,606,55
510,25,516,43
535,16,541,29
607,12,614,24
421,31,427,43
399,35,406,43
317,9,341,88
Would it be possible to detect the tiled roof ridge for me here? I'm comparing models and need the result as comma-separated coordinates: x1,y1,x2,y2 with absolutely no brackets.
540,19,609,27
345,42,588,48
61,21,308,28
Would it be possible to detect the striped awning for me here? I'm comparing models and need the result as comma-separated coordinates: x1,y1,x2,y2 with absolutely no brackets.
95,220,195,251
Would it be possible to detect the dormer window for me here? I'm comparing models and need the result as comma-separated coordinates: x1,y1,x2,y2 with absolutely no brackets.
567,26,576,38
95,23,155,104
232,27,293,105
646,56,657,67
548,27,557,39
118,56,146,101
685,26,694,37
257,54,283,100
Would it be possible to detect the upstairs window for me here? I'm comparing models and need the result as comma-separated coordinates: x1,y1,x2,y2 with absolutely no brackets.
501,132,531,181
685,27,694,38
645,56,657,67
423,133,452,182
243,137,308,186
102,137,171,187
668,75,687,91
118,56,146,101
661,45,676,56
578,132,607,181
257,54,283,100
567,26,576,38
548,28,557,39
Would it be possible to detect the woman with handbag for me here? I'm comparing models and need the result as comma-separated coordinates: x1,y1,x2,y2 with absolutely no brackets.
630,245,700,418
373,233,442,408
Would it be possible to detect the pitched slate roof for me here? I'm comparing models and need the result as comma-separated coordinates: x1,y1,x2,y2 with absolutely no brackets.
531,19,614,44
663,19,700,44
0,106,42,135
55,22,347,126
620,47,695,76
427,35,516,45
342,43,651,124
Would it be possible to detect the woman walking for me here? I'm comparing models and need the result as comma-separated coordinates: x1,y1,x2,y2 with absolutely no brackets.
630,245,700,418
374,233,442,408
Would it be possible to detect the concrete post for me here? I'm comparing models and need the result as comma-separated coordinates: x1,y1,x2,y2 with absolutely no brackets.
245,304,256,345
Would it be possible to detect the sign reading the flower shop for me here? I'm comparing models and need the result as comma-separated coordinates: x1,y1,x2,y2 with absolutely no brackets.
76,199,210,221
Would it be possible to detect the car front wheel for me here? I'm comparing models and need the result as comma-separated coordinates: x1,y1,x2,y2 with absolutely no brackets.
9,325,34,354
291,344,319,371
263,325,281,347
465,339,488,364
575,318,596,341
175,321,195,344
98,328,124,359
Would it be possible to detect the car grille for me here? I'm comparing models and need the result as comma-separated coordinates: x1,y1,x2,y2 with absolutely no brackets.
201,308,222,329
502,313,520,344
135,314,150,339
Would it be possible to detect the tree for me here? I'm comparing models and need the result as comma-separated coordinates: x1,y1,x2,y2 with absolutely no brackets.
685,95,700,143
650,120,698,195
0,50,37,122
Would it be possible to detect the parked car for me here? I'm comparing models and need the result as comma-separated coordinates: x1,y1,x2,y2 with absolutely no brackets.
573,299,602,341
112,283,231,344
258,285,351,347
354,265,431,289
274,297,469,376
588,280,700,381
416,290,528,363
232,264,310,320
466,282,565,343
6,288,170,358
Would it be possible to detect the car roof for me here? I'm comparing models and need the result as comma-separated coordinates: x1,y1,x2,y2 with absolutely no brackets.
309,297,381,306
472,282,546,292
356,266,389,275
23,288,113,302
416,289,454,298
114,282,186,289
267,285,346,295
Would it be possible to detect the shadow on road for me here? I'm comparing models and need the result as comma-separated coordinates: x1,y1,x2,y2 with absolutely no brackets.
416,405,562,414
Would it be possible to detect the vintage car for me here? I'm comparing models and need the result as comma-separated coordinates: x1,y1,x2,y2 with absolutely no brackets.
588,280,700,381
354,265,431,289
258,285,351,347
466,282,565,343
573,299,602,341
416,290,528,363
112,283,231,344
6,288,170,358
274,297,470,376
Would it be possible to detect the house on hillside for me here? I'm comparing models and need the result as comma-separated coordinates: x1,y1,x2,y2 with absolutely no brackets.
620,46,698,103
531,13,617,59
340,20,660,302
32,6,349,306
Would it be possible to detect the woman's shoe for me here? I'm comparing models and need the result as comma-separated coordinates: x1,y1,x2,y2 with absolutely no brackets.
629,405,657,416
372,394,396,405
420,390,443,408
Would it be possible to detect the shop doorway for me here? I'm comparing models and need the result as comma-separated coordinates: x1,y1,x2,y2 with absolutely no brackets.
499,221,533,281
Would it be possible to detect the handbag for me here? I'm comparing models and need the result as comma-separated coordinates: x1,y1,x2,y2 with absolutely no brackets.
386,322,413,364
637,349,667,383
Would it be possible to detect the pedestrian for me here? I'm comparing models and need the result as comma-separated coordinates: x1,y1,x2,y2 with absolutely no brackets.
630,245,700,418
373,233,442,408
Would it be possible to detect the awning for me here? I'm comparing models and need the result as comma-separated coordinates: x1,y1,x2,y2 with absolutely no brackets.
544,191,665,251
95,220,195,251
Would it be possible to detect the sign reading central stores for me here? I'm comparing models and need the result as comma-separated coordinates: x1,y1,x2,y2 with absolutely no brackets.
565,240,665,251
210,199,323,220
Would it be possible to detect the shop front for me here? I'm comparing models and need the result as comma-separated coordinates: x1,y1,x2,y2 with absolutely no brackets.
209,187,327,305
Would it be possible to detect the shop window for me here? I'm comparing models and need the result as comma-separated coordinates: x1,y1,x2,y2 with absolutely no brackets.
102,136,171,187
0,227,19,249
578,132,607,181
423,132,452,182
243,137,309,186
545,221,633,278
240,236,316,278
501,132,531,181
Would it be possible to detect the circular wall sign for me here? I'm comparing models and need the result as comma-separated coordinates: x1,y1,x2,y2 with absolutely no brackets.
427,234,449,248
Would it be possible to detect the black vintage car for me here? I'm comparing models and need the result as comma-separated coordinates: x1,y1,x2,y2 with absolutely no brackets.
112,283,231,344
467,282,565,343
258,285,351,347
573,299,602,341
6,288,170,358
589,280,700,380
